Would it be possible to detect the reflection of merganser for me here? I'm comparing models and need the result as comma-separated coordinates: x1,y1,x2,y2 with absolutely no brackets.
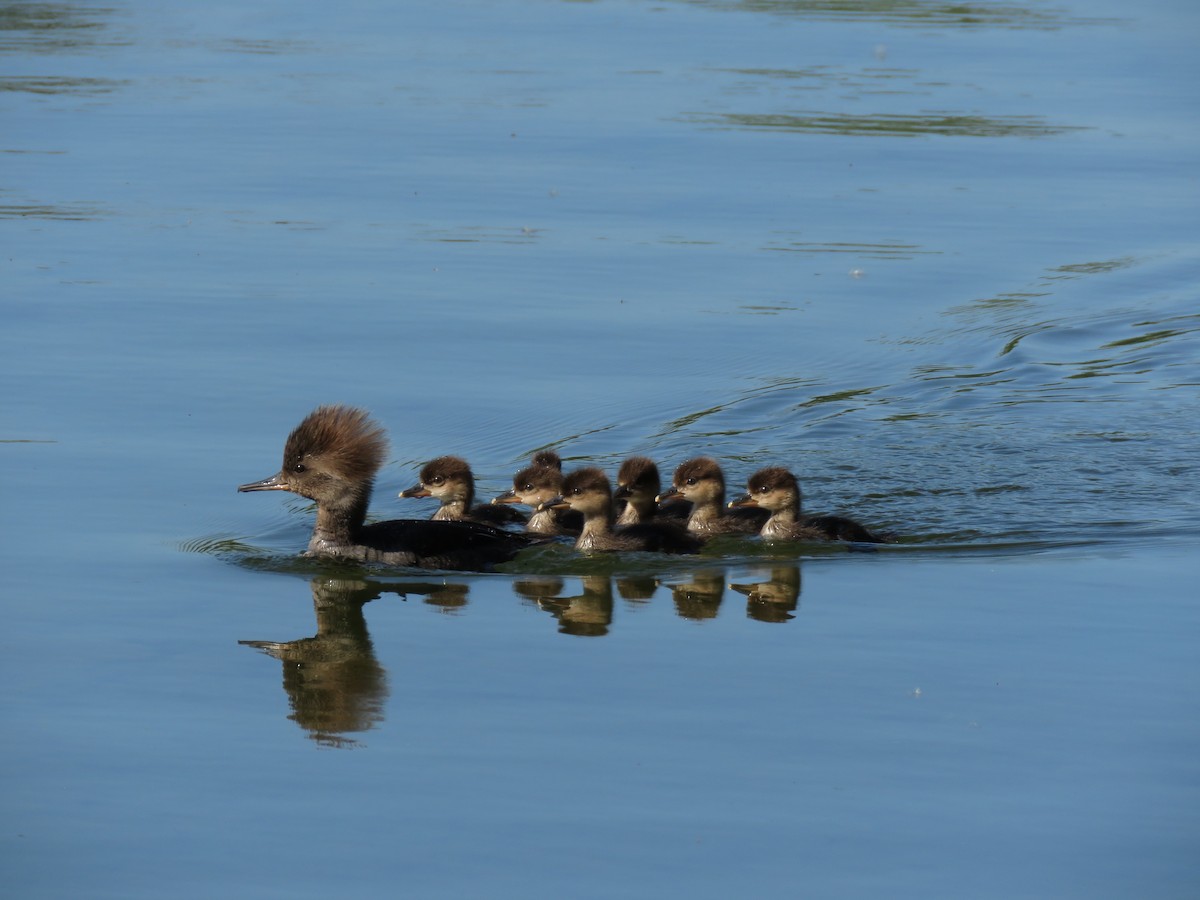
657,457,769,536
729,467,888,543
542,467,701,554
238,405,541,571
399,455,526,527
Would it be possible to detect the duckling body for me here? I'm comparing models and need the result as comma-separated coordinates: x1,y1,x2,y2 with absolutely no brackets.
730,466,888,543
614,456,690,526
657,457,769,536
544,467,701,554
493,455,583,536
400,455,526,527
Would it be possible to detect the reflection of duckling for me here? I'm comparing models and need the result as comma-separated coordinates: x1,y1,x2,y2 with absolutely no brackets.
730,566,801,623
238,405,542,570
730,467,887,543
239,578,390,747
394,580,471,613
543,467,702,554
399,455,526,527
614,576,659,603
657,457,769,536
539,575,614,637
668,569,726,621
614,456,690,526
493,460,582,536
511,576,567,607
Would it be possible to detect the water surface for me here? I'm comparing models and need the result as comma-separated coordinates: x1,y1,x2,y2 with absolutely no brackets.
2,0,1198,897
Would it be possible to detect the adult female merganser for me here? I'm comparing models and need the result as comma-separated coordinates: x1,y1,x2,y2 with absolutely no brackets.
238,405,541,571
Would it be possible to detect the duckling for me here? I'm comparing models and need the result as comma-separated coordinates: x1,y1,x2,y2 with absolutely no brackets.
530,449,563,471
238,405,542,571
399,455,526,527
656,457,769,536
492,458,582,536
613,456,690,526
542,467,702,554
729,466,888,543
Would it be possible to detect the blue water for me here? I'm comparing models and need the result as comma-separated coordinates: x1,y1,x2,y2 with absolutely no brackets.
3,1,1198,897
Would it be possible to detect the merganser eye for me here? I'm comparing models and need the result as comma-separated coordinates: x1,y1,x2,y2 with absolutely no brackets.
686,477,696,486
293,463,306,473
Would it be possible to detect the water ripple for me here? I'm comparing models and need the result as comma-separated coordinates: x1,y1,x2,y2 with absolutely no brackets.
688,111,1087,138
622,256,1200,548
676,0,1122,30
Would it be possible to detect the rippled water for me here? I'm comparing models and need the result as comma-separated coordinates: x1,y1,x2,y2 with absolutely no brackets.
3,0,1198,897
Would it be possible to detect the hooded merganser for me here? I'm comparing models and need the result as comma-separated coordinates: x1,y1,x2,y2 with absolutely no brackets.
729,467,888,543
492,457,583,536
238,405,542,571
399,455,526,528
614,456,690,526
656,457,769,536
542,467,702,554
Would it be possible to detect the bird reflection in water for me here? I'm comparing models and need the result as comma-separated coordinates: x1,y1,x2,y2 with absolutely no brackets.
614,576,658,604
730,566,802,623
512,577,567,609
239,566,805,744
667,569,727,621
411,581,470,614
525,575,615,637
239,578,394,747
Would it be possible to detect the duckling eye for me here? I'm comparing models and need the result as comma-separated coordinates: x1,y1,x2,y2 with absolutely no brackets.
572,487,582,495
430,476,444,486
521,483,533,491
758,485,769,494
292,462,306,474
685,477,697,486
